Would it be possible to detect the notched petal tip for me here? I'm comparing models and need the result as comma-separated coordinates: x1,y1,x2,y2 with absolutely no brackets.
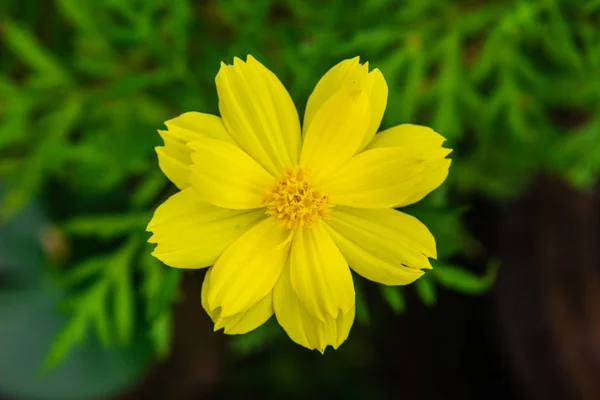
146,218,156,233
216,61,229,76
213,315,227,332
440,148,453,158
232,56,245,66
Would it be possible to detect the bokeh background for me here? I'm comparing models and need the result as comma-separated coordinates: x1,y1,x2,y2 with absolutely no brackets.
1,0,600,399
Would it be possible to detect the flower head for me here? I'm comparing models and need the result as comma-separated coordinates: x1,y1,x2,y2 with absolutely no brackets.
147,55,451,352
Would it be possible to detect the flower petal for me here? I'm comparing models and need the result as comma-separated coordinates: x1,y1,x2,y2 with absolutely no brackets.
303,57,387,149
147,188,265,269
366,124,452,206
156,112,234,189
324,206,436,285
216,55,301,176
206,218,291,317
289,224,354,322
201,269,273,334
188,137,274,209
366,123,446,150
274,265,355,352
320,142,451,209
300,89,372,183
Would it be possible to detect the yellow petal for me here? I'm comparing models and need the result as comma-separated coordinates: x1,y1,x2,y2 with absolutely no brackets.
366,123,446,150
303,57,387,149
216,55,301,176
202,269,273,334
365,124,452,207
324,206,436,285
156,112,234,189
300,89,371,183
147,188,265,268
273,265,355,352
289,224,354,322
188,137,274,209
320,145,451,209
206,218,291,317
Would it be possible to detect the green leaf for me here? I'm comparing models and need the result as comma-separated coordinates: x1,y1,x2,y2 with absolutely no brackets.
2,20,70,84
379,285,406,314
415,276,437,307
432,32,462,140
110,238,141,345
432,262,498,295
131,171,168,207
150,312,172,358
55,0,99,34
354,281,370,325
150,267,182,320
62,212,150,239
333,29,396,56
114,276,134,345
42,93,83,144
0,95,34,150
141,250,181,319
93,305,112,347
90,281,112,347
229,319,280,356
59,256,107,287
584,0,600,11
43,313,88,372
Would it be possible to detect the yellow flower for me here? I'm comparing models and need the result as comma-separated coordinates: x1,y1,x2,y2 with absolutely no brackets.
147,55,451,352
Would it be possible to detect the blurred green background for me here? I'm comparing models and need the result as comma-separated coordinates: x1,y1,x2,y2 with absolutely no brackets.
1,0,600,399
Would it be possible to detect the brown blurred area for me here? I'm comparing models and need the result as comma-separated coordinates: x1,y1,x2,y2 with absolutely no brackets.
119,270,224,400
496,177,600,400
117,178,600,400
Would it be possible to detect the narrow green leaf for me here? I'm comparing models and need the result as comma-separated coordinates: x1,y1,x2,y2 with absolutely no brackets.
43,314,88,372
114,276,134,345
379,285,406,314
229,319,279,356
333,29,396,56
110,238,141,345
432,32,462,140
354,282,370,325
91,282,112,347
2,20,70,83
433,262,498,295
59,256,107,287
131,171,167,207
55,0,98,34
150,313,172,358
42,93,83,143
584,0,600,11
415,276,437,306
1,155,45,217
62,212,149,239
400,50,425,122
151,267,182,320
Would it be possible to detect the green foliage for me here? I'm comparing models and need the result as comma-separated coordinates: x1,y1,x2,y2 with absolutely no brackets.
230,319,282,356
432,261,498,295
0,194,148,399
1,0,599,365
415,276,438,307
379,285,406,314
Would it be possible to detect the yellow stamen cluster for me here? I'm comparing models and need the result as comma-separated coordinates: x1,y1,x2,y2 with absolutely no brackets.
264,167,330,229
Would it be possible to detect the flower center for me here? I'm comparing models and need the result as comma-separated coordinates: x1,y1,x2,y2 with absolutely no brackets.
264,167,330,229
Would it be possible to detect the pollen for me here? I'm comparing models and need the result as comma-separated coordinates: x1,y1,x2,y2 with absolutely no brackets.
264,167,330,229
